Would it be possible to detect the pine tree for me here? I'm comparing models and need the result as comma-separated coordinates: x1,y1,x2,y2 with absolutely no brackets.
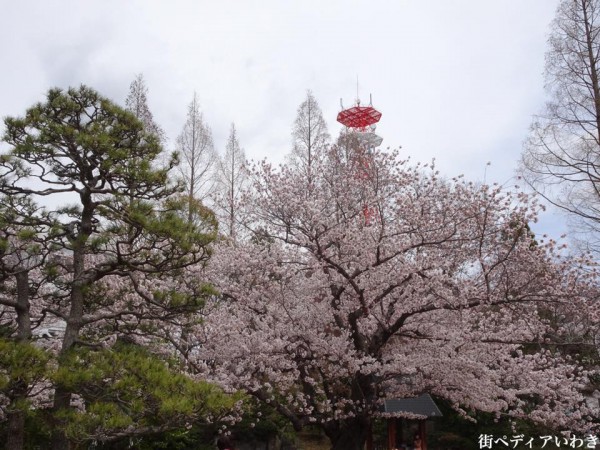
0,194,52,450
1,86,216,449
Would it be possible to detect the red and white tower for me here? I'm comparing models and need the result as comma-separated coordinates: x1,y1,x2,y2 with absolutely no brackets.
337,94,383,150
336,94,383,223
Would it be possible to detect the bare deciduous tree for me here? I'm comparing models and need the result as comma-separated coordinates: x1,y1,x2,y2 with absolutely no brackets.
288,90,330,183
176,93,216,222
520,0,600,254
125,74,165,143
213,123,248,240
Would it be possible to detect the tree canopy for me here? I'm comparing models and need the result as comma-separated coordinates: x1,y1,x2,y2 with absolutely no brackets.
288,90,330,183
521,0,600,256
200,142,598,450
0,86,223,450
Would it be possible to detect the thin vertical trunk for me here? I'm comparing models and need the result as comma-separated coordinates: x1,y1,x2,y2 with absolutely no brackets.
188,173,195,223
5,408,26,450
51,277,85,450
5,270,33,450
14,271,32,341
582,0,600,143
307,106,313,186
52,200,92,450
387,418,397,450
188,110,197,224
229,147,235,239
51,282,85,450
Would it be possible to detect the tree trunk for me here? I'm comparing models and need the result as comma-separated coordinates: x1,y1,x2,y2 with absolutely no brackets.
324,416,370,450
5,270,34,450
5,405,26,450
15,271,32,342
51,305,84,450
581,0,600,144
51,387,73,450
5,378,28,450
52,207,90,450
51,300,84,449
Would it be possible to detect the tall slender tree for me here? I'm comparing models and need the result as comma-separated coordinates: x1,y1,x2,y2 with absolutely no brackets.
214,123,248,240
0,194,52,450
520,0,600,255
176,93,216,222
289,90,330,183
125,73,165,143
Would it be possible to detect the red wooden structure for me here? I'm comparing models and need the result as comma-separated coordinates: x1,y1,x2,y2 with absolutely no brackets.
366,395,442,450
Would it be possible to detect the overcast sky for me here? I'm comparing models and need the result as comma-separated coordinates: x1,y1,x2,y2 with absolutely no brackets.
0,0,567,238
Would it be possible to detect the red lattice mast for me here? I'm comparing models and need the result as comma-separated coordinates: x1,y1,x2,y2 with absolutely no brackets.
337,94,383,148
337,93,383,224
337,102,381,130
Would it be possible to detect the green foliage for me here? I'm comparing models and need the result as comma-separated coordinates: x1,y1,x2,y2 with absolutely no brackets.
4,87,158,181
91,425,218,450
231,398,296,445
102,398,298,450
0,339,49,393
1,84,217,276
0,85,221,447
0,324,13,339
152,281,216,310
15,228,36,241
0,410,53,450
53,343,237,443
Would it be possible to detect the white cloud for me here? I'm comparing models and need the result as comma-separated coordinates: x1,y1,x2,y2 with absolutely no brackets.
0,0,562,235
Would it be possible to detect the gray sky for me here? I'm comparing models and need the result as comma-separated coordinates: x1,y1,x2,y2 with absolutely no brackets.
0,0,566,237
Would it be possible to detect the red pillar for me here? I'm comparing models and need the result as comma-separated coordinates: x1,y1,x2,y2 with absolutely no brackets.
366,422,374,450
419,420,427,450
387,418,396,450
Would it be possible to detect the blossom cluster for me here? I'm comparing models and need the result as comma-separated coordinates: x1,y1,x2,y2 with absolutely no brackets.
200,144,600,434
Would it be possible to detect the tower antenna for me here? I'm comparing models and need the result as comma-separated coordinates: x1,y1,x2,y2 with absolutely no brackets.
336,87,384,224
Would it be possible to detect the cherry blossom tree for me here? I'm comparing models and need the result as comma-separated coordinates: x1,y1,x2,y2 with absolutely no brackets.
200,144,599,450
